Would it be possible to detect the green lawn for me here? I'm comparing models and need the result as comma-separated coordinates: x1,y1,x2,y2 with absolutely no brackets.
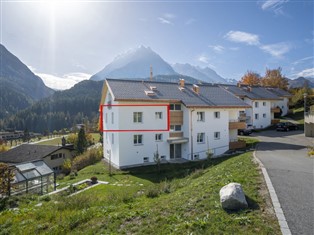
0,152,280,234
37,136,64,146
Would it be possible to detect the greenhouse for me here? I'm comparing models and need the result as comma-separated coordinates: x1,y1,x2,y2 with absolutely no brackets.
9,160,55,196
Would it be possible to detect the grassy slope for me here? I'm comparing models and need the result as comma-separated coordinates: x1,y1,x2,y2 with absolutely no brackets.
0,152,280,235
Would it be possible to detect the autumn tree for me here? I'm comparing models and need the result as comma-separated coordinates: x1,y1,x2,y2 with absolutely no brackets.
240,71,261,86
261,67,289,90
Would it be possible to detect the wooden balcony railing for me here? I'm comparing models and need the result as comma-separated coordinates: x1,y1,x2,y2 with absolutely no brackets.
229,120,246,130
170,111,183,125
271,119,280,124
271,107,281,113
169,132,183,138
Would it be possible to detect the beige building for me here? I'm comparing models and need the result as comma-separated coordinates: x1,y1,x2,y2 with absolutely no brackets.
305,105,314,137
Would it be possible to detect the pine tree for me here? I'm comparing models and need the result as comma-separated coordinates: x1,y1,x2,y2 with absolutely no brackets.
77,128,87,154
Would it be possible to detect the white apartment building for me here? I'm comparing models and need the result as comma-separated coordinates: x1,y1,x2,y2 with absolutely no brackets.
100,79,250,169
221,85,291,129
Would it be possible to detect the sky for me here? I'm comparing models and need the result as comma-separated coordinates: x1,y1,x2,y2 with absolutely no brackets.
1,0,313,90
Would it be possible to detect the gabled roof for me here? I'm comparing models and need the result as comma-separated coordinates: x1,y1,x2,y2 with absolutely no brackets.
221,84,282,100
266,87,292,97
105,79,250,108
0,144,73,164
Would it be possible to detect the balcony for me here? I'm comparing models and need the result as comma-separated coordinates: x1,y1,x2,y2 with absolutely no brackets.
229,140,246,150
271,107,281,113
229,120,246,130
169,131,183,138
238,113,247,122
271,119,280,124
170,111,183,125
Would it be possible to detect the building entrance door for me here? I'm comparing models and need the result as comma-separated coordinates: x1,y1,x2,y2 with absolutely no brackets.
170,144,182,159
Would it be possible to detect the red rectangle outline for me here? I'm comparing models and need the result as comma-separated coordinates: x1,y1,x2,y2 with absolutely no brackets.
100,104,170,132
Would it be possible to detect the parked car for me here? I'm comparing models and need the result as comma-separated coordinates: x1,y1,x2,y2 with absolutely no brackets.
238,128,252,136
276,122,298,131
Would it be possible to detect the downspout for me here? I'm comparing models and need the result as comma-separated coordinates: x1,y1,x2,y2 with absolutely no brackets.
190,109,195,160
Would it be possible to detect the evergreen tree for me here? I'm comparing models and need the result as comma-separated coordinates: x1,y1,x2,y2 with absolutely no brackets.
77,128,87,154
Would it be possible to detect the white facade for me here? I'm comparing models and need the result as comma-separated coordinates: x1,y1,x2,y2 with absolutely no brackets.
242,99,272,129
271,97,289,116
102,90,246,168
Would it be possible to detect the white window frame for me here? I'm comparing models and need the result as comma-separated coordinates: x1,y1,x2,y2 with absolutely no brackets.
214,132,220,140
155,112,163,119
133,112,143,123
197,112,205,122
214,111,220,119
170,125,181,131
197,133,205,143
133,134,143,145
155,133,163,141
170,104,181,111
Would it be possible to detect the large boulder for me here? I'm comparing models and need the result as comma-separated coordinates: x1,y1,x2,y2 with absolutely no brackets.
219,183,248,210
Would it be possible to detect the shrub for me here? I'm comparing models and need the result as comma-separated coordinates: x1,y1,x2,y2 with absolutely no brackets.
62,159,72,175
40,195,51,202
146,187,160,198
57,174,65,180
69,172,76,180
90,176,98,184
72,148,103,171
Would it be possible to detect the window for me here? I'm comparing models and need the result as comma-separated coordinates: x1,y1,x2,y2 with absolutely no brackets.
263,113,266,118
112,133,114,144
197,112,205,121
105,113,108,123
170,104,181,110
214,111,220,119
255,114,259,120
111,113,114,124
106,132,108,144
51,153,62,160
255,102,259,108
155,112,163,119
133,112,143,123
134,135,143,145
263,102,266,106
155,134,163,141
170,125,181,131
214,132,220,140
197,133,205,143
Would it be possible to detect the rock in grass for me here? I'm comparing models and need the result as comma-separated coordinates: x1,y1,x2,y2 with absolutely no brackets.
219,183,248,210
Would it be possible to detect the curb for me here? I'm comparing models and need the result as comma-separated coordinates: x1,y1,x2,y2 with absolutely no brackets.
253,147,292,235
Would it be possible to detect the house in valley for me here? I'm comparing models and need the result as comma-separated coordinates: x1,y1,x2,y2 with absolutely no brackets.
100,79,251,169
0,143,75,173
220,84,290,129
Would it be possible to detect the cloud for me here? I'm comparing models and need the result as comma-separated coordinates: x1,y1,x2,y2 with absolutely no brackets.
37,72,91,90
208,45,225,53
261,0,289,15
158,17,172,25
158,13,175,25
260,42,291,57
295,68,314,78
198,55,209,64
224,31,260,45
292,56,314,65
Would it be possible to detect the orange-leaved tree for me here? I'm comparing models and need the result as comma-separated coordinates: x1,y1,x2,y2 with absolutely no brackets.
239,71,261,86
261,67,289,90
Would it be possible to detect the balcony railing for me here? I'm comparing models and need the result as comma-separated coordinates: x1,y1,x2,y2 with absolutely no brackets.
229,119,246,130
170,111,183,125
271,107,281,113
169,131,183,138
271,119,280,124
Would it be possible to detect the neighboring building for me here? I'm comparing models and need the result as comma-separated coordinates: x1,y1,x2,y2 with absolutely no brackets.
100,79,250,169
305,105,314,137
0,144,75,173
220,84,290,129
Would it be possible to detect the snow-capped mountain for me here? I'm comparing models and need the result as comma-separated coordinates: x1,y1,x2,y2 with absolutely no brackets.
90,46,177,81
172,63,227,84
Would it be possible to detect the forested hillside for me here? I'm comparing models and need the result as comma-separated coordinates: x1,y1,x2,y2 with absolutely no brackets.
0,80,103,133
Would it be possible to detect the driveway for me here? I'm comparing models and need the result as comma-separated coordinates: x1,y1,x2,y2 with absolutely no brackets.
254,130,314,235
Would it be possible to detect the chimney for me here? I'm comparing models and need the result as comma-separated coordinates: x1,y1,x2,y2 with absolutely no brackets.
193,84,200,94
179,79,185,88
150,65,153,81
247,87,252,92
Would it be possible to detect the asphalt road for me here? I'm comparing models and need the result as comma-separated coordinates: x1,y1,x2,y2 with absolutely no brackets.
254,130,314,235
